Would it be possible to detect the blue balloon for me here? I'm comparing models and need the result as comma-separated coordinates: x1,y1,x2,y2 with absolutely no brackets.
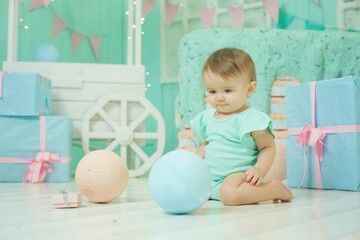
34,43,59,62
149,150,212,214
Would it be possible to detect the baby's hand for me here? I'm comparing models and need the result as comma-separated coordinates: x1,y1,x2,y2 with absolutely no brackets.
177,145,204,159
178,145,198,153
245,166,264,187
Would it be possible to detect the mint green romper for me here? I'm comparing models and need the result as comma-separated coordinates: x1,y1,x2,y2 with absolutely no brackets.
190,108,274,201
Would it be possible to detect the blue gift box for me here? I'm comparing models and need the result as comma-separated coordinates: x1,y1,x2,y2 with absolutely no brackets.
285,76,360,191
0,72,52,116
0,115,72,182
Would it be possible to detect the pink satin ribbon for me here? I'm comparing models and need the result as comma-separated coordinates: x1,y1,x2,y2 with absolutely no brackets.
288,82,360,189
0,156,71,164
15,116,64,184
23,152,57,183
23,116,51,183
0,154,70,183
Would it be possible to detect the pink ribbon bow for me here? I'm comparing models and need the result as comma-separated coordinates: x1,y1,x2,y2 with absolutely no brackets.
24,151,60,183
296,124,326,163
294,123,326,189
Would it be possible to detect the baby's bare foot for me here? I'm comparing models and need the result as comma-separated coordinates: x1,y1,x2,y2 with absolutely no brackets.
271,179,293,203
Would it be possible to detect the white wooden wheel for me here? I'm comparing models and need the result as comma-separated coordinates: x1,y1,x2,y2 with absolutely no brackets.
82,93,165,177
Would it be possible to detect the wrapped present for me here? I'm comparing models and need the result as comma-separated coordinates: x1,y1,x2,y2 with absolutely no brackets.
0,115,72,183
270,96,286,114
0,72,52,116
269,113,287,129
274,130,288,145
52,190,82,208
271,78,299,96
269,79,299,144
274,129,288,139
285,76,360,191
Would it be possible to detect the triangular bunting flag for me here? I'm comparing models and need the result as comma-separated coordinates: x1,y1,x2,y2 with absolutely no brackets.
228,5,243,28
89,36,102,59
28,0,47,10
165,0,179,26
262,0,279,23
142,0,156,17
52,15,68,38
43,0,50,7
71,31,85,53
276,9,295,29
199,6,216,28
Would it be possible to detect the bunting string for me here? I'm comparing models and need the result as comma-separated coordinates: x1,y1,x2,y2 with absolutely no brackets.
162,0,358,32
25,0,103,59
163,0,280,28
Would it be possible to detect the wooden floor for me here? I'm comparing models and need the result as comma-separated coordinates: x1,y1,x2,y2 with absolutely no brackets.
1,178,360,240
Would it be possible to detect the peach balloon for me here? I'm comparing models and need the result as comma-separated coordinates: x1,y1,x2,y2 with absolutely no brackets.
75,150,129,203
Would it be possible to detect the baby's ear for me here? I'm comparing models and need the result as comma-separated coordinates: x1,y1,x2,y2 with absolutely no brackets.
247,81,257,96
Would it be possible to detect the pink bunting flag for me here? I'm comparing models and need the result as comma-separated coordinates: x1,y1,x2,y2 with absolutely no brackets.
228,5,243,28
142,0,156,17
71,31,85,53
89,36,102,59
43,0,50,7
52,15,68,38
199,6,216,29
262,0,279,23
165,0,179,26
28,0,50,10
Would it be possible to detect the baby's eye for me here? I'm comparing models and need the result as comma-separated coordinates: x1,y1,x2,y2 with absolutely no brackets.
225,89,233,93
208,90,216,94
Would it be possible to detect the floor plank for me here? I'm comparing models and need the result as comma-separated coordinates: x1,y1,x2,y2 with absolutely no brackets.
1,178,360,240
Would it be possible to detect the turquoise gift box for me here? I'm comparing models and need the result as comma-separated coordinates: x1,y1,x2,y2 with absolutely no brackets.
0,115,72,182
285,76,360,191
0,72,52,116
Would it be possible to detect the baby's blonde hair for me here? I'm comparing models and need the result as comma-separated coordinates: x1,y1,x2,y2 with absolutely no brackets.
202,48,256,83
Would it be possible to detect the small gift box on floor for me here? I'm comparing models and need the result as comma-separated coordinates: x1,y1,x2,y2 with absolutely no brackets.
52,191,82,208
0,72,52,116
0,115,72,183
285,76,360,191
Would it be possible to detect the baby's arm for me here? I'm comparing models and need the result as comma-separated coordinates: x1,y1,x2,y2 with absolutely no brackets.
245,128,276,186
197,141,207,158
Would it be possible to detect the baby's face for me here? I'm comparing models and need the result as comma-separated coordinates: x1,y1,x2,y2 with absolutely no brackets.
203,71,253,117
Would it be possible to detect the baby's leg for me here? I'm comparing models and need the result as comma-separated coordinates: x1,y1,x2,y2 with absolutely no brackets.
219,172,293,206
